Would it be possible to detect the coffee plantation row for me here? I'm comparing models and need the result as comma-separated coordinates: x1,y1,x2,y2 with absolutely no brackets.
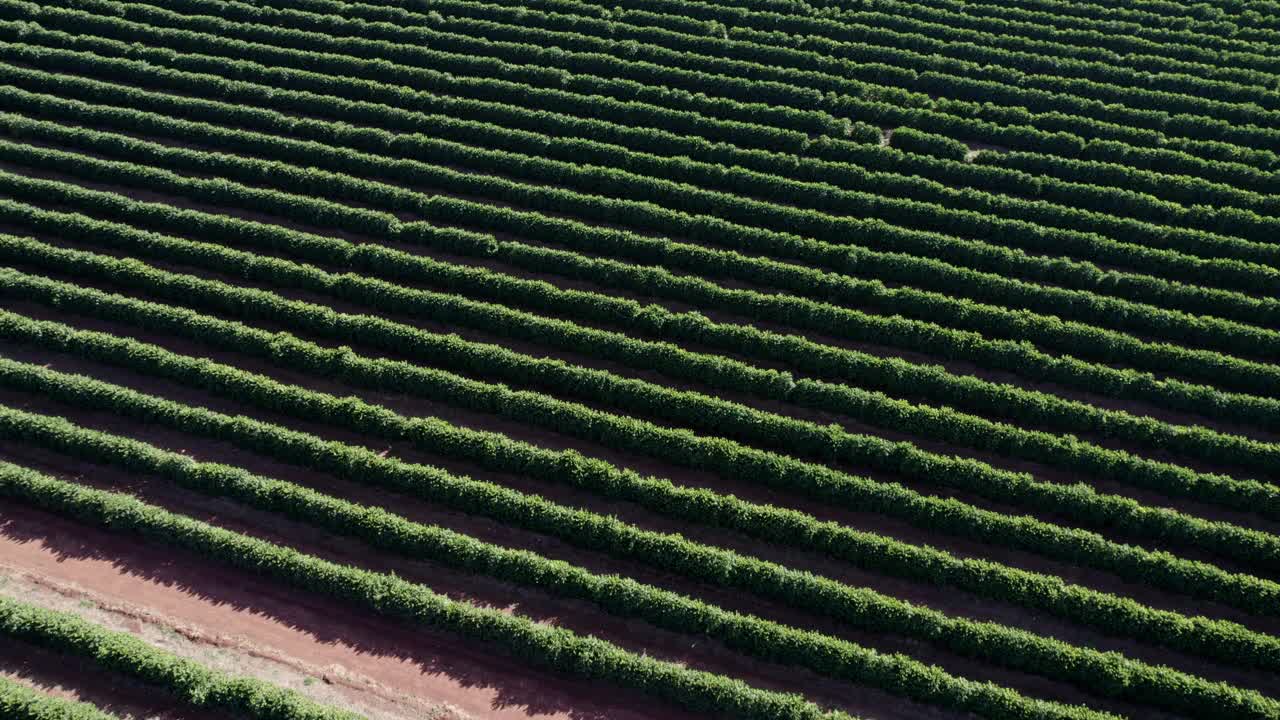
0,0,1276,718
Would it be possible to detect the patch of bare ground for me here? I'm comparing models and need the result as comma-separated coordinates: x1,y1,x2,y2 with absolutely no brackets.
0,501,708,720
0,342,1277,699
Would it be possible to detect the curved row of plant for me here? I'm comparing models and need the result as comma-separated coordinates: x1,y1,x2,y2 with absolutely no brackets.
3,249,1277,621
8,159,1280,488
609,0,1280,59
0,676,122,720
10,406,1245,720
2,308,1277,674
843,0,1280,50
392,0,1280,106
56,0,1280,189
270,0,1280,138
7,181,1280,522
27,54,1280,278
8,90,1279,393
13,60,1280,325
11,142,1280,480
566,0,1280,96
588,0,1280,172
10,113,1280,428
15,0,1252,179
607,0,1280,75
747,0,1280,88
27,0,1149,160
0,596,365,720
0,365,1271,720
0,1,827,154
10,159,1277,451
0,212,1256,564
977,148,1280,214
138,0,1280,159
0,2,1163,213
8,44,1274,331
817,0,1280,58
738,0,1280,63
79,0,1280,226
0,462,857,720
465,0,1280,158
16,403,1280,720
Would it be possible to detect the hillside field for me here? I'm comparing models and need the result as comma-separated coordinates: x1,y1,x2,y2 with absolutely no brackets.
0,0,1279,719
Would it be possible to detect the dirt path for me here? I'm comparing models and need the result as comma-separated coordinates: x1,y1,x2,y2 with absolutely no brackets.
0,503,704,720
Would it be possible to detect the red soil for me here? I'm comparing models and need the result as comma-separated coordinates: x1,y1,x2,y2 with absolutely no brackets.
0,501,708,720
1,152,1278,720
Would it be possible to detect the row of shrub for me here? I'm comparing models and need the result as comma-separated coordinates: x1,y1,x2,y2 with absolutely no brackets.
8,105,1280,439
829,0,1280,66
0,675,121,720
983,141,1280,205
26,0,1278,189
0,595,363,720
47,0,1280,254
705,0,1280,60
823,0,1280,52
8,139,1280,508
9,51,1275,336
10,406,1221,720
390,0,1280,143
390,0,1280,107
7,183,1280,533
0,461,855,720
616,0,1280,75
763,0,1280,93
8,76,1280,389
161,0,1280,156
8,158,1280,488
1,1,821,154
566,0,1280,172
3,355,1278,716
474,0,1280,148
2,254,1277,631
8,22,1278,330
396,0,1280,188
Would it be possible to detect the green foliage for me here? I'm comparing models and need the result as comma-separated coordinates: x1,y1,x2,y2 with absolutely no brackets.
87,0,1280,157
2,391,1278,719
2,93,1279,421
2,309,1279,678
0,1,1277,718
3,222,1280,578
891,127,970,161
6,19,1280,326
0,676,124,720
10,5,1280,284
3,407,1203,720
0,462,852,720
4,155,1280,515
0,596,364,720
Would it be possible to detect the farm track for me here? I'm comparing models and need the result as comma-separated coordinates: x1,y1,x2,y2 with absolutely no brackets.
0,0,1278,718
